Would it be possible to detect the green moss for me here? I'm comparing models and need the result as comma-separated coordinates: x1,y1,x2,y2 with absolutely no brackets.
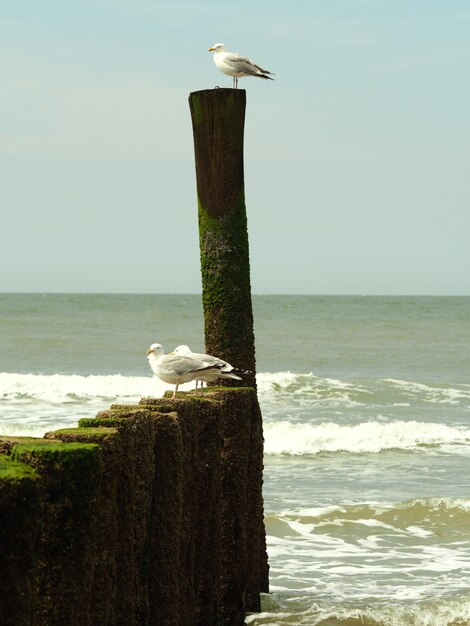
48,427,116,437
207,386,256,394
0,436,59,456
0,455,38,481
78,417,123,428
11,442,100,472
109,404,151,411
14,442,84,453
151,394,220,404
0,436,49,444
198,190,252,337
197,188,256,380
198,189,248,244
189,92,203,128
182,394,220,402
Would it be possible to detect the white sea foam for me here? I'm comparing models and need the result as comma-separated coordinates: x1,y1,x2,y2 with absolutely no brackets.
385,378,470,404
257,372,368,409
3,371,470,445
2,370,469,409
246,596,470,626
357,596,470,626
263,419,470,455
274,497,470,524
0,372,195,436
261,498,470,615
0,371,195,403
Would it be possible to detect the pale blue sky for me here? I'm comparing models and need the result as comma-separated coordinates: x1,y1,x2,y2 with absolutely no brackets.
1,0,469,294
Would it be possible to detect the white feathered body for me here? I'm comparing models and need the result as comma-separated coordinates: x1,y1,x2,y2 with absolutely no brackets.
147,343,243,395
209,43,274,82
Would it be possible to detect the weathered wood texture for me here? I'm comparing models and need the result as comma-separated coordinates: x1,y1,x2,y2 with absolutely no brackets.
0,389,268,626
189,89,257,388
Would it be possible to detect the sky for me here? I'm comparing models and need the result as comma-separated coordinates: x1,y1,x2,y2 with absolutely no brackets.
1,0,469,295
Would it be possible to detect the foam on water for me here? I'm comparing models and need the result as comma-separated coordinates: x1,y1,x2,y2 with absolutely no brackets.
0,372,195,436
257,372,470,430
246,595,470,626
263,419,470,455
261,497,470,620
257,372,369,412
2,369,469,407
2,370,470,444
0,371,172,402
385,378,470,405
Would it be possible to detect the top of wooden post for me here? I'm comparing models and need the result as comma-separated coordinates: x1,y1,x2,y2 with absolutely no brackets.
189,88,247,219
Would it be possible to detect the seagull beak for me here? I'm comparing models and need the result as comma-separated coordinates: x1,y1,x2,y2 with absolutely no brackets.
146,348,153,355
208,47,215,52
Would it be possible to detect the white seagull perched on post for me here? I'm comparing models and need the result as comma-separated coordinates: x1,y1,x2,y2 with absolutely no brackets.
208,43,274,89
146,343,245,399
172,345,248,395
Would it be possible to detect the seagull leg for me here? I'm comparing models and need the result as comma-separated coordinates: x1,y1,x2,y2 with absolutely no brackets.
193,380,199,395
171,384,178,400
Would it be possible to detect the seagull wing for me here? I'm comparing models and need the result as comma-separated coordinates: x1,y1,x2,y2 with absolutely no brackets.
161,354,222,377
251,61,274,75
189,352,228,369
223,52,273,76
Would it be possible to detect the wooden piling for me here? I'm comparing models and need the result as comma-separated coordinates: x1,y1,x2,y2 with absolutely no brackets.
0,390,269,623
188,88,256,388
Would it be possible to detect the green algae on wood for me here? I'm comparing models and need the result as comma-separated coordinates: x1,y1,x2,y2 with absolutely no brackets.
0,436,59,456
11,441,100,468
189,88,257,388
189,91,203,128
78,417,124,429
44,427,118,443
0,456,41,626
0,389,267,624
13,441,102,625
0,455,38,481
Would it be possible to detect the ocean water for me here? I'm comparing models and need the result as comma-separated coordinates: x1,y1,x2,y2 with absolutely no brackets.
1,293,470,626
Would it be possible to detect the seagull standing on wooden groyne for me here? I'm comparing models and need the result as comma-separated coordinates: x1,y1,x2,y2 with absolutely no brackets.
146,342,245,399
172,344,248,394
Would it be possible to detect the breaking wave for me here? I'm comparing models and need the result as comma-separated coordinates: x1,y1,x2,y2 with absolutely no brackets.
263,419,470,455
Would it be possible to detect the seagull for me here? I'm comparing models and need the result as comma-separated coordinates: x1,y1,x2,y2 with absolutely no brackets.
146,343,243,399
208,43,274,89
172,344,246,395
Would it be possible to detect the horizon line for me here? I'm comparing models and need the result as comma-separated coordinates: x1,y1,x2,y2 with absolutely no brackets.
1,291,468,298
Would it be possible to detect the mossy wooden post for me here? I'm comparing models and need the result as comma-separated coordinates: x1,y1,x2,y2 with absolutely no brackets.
189,88,256,389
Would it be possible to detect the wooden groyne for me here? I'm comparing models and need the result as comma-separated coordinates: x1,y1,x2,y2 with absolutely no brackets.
189,88,257,389
0,388,268,626
0,86,269,626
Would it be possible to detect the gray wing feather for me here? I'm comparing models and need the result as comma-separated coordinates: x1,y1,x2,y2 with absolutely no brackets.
189,352,228,368
225,52,273,76
162,355,222,376
252,61,273,75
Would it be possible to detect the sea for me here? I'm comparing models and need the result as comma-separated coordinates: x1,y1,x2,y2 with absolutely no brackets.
1,293,470,626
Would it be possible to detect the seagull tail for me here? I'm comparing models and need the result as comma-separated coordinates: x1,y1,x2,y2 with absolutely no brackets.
218,367,252,380
230,368,253,377
222,372,243,381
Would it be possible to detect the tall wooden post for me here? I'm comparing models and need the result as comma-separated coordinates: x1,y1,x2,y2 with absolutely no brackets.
189,88,256,389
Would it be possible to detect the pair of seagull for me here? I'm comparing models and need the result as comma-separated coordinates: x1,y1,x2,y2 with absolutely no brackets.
147,343,246,399
209,43,274,89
